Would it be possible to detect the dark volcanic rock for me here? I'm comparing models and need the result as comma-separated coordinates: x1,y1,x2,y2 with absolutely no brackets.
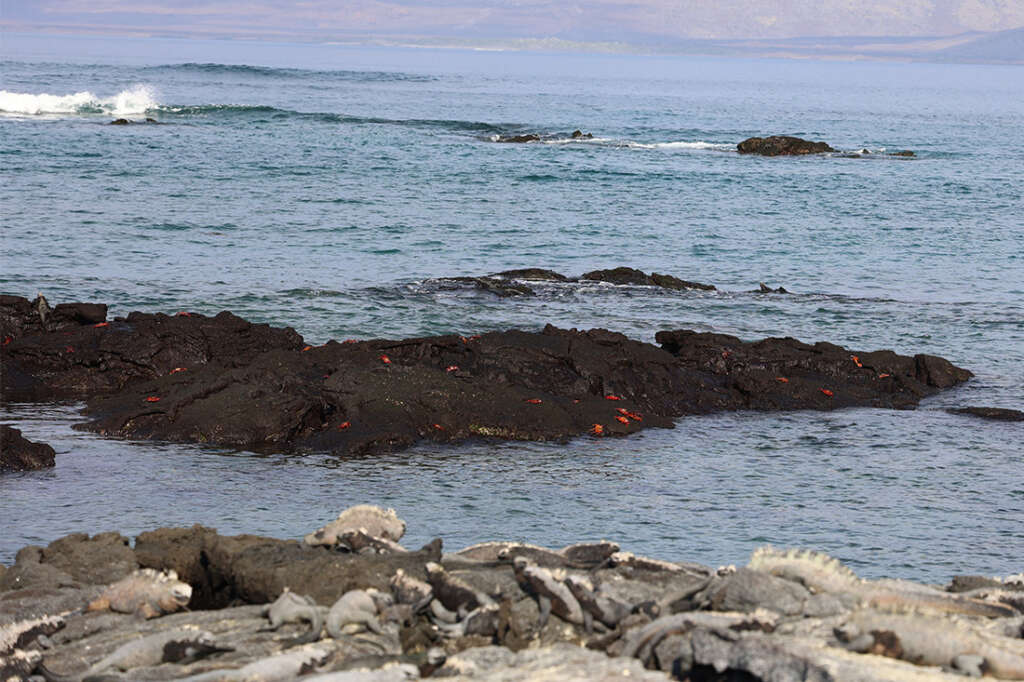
756,282,789,294
133,526,443,608
488,269,570,282
80,326,682,453
109,118,131,125
5,296,972,457
1,295,303,401
0,294,106,339
76,317,970,456
571,130,593,139
655,329,972,412
0,425,56,472
439,276,537,297
948,406,1024,422
581,267,716,291
737,135,835,156
495,133,540,143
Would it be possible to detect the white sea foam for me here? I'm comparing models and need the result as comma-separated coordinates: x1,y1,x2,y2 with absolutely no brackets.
0,85,159,116
543,137,733,150
622,140,733,151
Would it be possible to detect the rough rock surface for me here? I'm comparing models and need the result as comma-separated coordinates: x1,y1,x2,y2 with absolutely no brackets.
737,135,836,156
655,328,972,412
431,267,717,296
0,425,56,471
1,295,303,401
580,267,717,291
3,519,1020,681
1,295,973,457
40,532,138,585
80,322,970,455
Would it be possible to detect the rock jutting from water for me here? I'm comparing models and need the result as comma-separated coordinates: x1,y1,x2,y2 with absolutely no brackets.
0,425,55,472
2,506,1022,681
429,267,718,297
0,293,974,459
737,135,836,156
948,406,1024,422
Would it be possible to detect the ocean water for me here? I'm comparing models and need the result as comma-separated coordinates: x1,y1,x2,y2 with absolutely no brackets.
1,34,1022,581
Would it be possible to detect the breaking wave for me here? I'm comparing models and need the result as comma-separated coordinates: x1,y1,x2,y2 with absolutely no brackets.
0,85,159,116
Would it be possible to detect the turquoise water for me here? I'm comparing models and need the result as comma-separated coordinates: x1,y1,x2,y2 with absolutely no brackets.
2,34,1022,580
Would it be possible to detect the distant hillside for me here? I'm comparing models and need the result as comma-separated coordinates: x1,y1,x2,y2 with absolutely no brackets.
935,27,1024,63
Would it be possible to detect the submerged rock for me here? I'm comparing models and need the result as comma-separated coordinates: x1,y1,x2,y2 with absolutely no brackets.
580,267,716,291
948,406,1024,422
439,276,536,297
0,425,56,472
494,133,540,143
436,267,715,294
737,135,835,156
756,282,790,294
487,268,570,282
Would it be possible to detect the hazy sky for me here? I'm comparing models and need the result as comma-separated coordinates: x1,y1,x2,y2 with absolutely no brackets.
4,0,1024,43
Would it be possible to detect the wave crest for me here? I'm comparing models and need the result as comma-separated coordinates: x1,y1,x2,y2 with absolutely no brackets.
0,85,158,116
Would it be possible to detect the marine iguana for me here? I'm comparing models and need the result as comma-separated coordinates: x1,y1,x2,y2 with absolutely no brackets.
326,646,446,677
389,568,433,613
0,613,66,655
609,551,684,573
261,589,323,644
174,643,331,681
451,540,619,569
326,590,383,638
618,611,777,666
432,603,501,638
836,609,1024,679
335,529,407,554
512,557,584,629
564,574,631,633
37,627,229,681
425,562,495,618
304,505,405,547
749,547,1016,618
87,568,192,619
453,541,569,567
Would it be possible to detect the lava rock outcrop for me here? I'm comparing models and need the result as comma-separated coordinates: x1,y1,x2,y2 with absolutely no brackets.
0,425,56,472
1,295,973,458
737,135,835,156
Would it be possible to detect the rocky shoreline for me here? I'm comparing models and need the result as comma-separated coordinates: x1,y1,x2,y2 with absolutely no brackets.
1,505,1022,681
1,287,977,461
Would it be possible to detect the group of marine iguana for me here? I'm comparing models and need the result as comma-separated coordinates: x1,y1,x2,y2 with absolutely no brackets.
3,504,1023,680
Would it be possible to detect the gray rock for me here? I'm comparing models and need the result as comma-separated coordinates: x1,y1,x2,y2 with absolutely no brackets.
41,531,138,585
438,642,669,680
687,628,965,681
702,567,812,615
